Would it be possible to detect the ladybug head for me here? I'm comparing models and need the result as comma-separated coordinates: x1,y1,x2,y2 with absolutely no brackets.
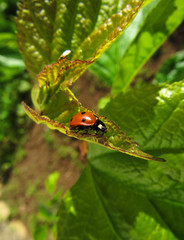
95,119,107,133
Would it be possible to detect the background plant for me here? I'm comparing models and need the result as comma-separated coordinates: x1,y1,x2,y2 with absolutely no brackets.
13,0,184,239
0,0,31,182
33,171,61,240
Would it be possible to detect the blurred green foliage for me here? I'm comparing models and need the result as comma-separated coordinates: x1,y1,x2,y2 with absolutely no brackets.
89,0,184,93
0,0,31,182
154,50,184,84
33,171,61,240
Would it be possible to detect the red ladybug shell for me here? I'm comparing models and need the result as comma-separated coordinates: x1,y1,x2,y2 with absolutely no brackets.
69,112,97,127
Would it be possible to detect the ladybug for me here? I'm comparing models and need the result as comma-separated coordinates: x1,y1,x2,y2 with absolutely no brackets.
69,111,107,134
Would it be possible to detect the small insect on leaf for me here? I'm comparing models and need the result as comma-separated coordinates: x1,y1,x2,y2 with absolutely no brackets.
69,112,107,134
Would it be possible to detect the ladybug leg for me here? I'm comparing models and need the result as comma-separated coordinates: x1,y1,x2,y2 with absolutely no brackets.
70,126,81,134
71,126,88,136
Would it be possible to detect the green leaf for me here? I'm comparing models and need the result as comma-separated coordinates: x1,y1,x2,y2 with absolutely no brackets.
23,100,164,162
34,225,48,240
154,50,184,85
90,0,184,92
0,32,25,79
45,171,60,194
22,54,165,162
88,144,184,203
16,0,144,78
101,80,184,155
130,212,177,239
87,145,184,238
0,32,20,54
0,55,24,68
112,0,184,93
57,147,183,239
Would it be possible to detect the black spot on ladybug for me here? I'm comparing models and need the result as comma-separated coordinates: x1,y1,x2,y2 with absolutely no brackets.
82,117,86,122
81,112,86,114
70,117,73,121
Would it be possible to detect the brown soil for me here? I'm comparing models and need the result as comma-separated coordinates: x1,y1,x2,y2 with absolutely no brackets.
3,125,81,218
72,71,110,111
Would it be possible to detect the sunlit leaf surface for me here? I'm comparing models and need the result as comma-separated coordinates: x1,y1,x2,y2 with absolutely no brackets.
17,0,144,79
57,147,183,239
89,0,184,92
102,81,184,154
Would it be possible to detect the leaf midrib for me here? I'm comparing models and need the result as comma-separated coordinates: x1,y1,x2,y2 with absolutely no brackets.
89,165,122,240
